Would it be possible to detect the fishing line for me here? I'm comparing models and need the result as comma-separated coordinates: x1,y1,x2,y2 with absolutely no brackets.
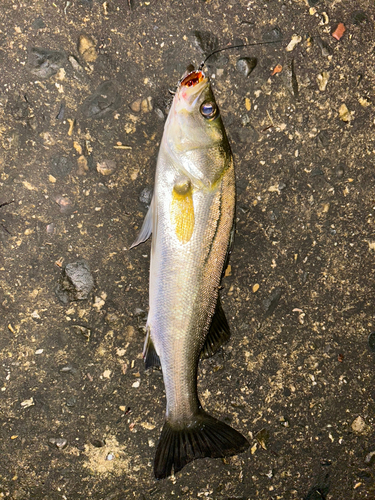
198,40,282,71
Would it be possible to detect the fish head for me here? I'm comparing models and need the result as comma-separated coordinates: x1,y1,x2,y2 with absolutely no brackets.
164,69,231,187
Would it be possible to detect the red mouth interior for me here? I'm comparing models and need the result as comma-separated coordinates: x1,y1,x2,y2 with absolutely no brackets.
180,70,204,87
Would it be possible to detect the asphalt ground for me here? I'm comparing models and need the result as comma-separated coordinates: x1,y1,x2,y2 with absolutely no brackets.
0,1,374,499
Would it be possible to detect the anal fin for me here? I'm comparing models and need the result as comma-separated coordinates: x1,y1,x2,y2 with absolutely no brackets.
200,295,231,359
143,329,161,370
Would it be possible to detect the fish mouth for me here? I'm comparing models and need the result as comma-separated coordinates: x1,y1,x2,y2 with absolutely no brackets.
177,70,209,109
179,70,206,88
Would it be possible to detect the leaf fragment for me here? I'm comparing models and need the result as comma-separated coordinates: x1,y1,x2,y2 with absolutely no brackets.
332,23,346,41
271,64,282,76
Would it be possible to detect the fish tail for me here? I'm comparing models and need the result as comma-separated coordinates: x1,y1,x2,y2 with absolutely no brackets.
154,410,249,479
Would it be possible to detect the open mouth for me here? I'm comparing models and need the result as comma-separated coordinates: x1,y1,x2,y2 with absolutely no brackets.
180,70,205,88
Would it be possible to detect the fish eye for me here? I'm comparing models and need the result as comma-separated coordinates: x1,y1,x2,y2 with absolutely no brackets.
200,101,218,120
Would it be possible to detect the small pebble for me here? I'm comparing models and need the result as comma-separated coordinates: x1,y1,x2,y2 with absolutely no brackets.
154,108,164,121
97,159,116,176
255,428,270,450
315,36,332,57
286,34,302,52
49,437,68,449
106,453,115,461
319,12,329,25
102,369,112,379
263,26,283,42
335,165,345,178
55,259,94,303
66,396,77,407
241,114,250,127
339,103,351,122
105,312,121,328
368,331,375,352
72,324,91,340
351,416,368,434
130,98,142,113
81,81,120,119
21,397,34,408
77,156,89,175
279,416,290,427
78,34,97,63
46,223,56,234
141,97,153,113
317,71,330,91
139,187,153,205
56,100,66,120
364,451,375,465
69,55,84,72
50,155,73,178
28,47,66,79
60,364,78,374
320,459,332,466
65,260,94,300
263,288,282,316
236,57,257,77
55,195,73,214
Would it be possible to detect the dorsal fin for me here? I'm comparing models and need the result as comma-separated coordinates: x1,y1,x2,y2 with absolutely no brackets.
200,295,231,359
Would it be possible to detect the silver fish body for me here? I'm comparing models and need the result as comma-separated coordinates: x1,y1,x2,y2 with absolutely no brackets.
131,69,248,478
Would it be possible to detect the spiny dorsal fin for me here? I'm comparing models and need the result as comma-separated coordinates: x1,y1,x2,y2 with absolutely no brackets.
200,295,231,359
143,329,161,370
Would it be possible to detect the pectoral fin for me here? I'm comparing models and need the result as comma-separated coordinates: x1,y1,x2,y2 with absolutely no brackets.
170,179,195,244
200,295,231,359
130,196,154,249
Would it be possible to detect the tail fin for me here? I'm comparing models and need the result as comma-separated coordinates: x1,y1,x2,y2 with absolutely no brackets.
154,410,249,479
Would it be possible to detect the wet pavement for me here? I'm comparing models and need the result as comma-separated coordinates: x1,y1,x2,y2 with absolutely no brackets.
0,1,375,499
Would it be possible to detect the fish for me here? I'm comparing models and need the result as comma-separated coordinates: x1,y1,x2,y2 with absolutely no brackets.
130,67,249,479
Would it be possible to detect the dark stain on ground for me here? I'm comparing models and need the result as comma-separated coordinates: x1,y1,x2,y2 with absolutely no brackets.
0,1,374,499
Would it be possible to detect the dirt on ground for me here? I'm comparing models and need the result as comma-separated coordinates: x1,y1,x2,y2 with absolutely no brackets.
0,0,375,499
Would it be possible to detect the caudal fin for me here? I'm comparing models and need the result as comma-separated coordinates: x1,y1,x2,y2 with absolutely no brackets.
154,410,249,479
